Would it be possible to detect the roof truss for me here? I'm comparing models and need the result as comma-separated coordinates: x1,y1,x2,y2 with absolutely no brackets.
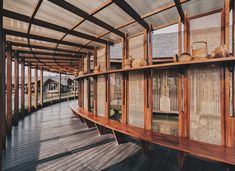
174,0,185,23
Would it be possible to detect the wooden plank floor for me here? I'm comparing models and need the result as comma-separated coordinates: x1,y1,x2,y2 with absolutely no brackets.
2,100,230,171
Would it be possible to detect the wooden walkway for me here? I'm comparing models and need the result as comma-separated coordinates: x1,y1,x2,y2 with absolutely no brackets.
2,100,230,171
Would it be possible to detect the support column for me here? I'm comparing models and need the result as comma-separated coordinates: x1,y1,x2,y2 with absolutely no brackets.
122,34,128,123
6,42,12,134
21,59,25,117
34,65,38,109
0,0,6,156
13,52,19,125
93,49,98,115
105,45,110,118
28,63,31,113
40,67,43,107
59,73,61,101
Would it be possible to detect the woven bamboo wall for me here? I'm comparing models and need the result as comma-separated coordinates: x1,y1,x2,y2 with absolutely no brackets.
97,48,106,71
97,75,105,116
188,65,221,145
190,13,221,53
128,71,144,128
128,34,144,59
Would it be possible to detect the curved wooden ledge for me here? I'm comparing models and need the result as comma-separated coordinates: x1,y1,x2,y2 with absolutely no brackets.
71,106,235,166
75,57,235,80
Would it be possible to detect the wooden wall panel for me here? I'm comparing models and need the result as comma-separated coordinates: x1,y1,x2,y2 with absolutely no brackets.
97,48,106,71
188,65,221,145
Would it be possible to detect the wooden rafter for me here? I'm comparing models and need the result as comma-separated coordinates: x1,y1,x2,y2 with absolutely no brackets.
3,9,113,45
112,0,149,29
16,50,84,57
48,0,125,37
10,42,80,54
174,0,185,23
5,29,94,50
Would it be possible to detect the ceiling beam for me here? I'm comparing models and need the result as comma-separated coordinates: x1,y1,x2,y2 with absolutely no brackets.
5,29,94,50
174,0,185,23
20,56,81,61
48,0,125,37
10,42,84,54
16,50,83,57
112,0,149,29
3,9,113,45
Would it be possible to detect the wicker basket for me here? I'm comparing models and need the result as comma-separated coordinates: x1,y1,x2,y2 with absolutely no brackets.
79,71,84,76
191,41,208,60
94,65,100,73
211,45,229,58
132,58,147,68
178,53,192,62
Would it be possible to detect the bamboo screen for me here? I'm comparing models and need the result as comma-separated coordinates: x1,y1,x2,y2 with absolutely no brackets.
97,75,105,116
83,79,88,111
128,71,144,128
97,48,106,71
190,13,221,53
109,73,122,121
188,65,221,145
152,69,179,136
128,35,144,59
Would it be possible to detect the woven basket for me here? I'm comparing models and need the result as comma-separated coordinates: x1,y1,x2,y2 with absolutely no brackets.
79,71,84,76
94,65,100,73
192,41,208,60
211,45,228,58
132,58,147,68
178,53,192,62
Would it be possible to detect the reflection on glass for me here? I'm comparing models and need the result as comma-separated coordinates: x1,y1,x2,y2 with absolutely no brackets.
109,73,122,121
152,69,179,136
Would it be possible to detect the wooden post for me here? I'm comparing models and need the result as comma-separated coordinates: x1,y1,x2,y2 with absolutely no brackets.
122,34,128,123
34,65,38,109
144,27,153,131
178,16,182,56
21,59,25,117
105,45,110,118
232,2,235,56
28,62,31,113
221,9,225,45
184,12,190,53
13,52,19,125
225,0,230,52
6,42,12,134
59,72,61,101
0,2,6,155
93,49,98,115
40,67,43,106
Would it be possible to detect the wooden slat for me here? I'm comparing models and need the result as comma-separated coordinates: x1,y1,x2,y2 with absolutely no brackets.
14,52,19,124
34,66,38,109
225,0,230,51
21,59,25,116
6,42,12,134
40,67,43,107
28,63,31,113
178,16,182,56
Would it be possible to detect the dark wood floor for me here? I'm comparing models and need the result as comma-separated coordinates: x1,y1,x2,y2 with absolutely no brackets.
3,100,230,171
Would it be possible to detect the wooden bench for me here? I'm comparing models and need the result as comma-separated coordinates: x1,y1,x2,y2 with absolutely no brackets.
71,106,235,168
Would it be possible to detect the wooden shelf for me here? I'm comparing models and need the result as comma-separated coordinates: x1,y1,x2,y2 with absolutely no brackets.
71,106,235,166
75,57,235,80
